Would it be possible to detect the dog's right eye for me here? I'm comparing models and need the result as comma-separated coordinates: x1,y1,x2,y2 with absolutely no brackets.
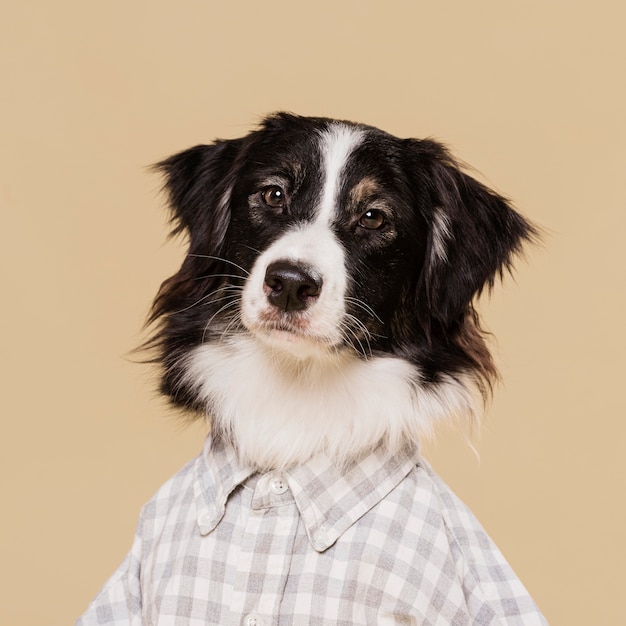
358,209,386,230
261,186,286,209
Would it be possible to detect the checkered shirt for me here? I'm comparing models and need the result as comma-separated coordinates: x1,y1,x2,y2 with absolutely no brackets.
77,436,548,625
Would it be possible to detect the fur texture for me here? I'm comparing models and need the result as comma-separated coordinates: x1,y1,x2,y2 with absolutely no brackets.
147,113,535,470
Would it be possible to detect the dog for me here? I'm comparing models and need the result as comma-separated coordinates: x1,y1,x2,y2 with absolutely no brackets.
78,113,547,625
148,112,534,470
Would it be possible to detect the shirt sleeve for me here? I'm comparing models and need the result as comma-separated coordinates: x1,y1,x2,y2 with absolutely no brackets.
427,465,549,625
76,519,143,626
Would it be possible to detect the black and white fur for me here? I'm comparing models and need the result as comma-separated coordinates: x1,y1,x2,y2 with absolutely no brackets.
148,113,534,471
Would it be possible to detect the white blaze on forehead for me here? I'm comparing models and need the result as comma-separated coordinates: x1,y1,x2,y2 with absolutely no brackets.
240,123,364,354
316,124,365,225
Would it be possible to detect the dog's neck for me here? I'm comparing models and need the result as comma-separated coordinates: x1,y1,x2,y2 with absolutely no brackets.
182,335,476,471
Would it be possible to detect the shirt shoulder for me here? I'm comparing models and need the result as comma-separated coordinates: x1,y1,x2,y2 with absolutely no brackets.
137,453,202,540
412,460,512,568
396,460,548,624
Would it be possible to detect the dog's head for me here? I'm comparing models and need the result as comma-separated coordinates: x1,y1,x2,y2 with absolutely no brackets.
148,113,535,438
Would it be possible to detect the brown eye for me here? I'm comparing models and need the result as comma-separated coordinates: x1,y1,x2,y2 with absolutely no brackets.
358,209,386,230
261,186,285,208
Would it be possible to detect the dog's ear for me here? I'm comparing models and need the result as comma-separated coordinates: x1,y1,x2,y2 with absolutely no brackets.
154,139,242,250
146,140,243,328
408,139,537,326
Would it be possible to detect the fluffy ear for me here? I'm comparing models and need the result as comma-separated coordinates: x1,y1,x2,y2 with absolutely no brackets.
146,140,243,328
154,139,242,250
410,139,537,326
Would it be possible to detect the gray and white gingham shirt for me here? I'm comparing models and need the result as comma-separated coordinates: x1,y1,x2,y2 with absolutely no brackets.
77,436,548,625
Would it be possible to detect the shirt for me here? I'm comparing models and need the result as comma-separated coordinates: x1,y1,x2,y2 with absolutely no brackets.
77,436,548,625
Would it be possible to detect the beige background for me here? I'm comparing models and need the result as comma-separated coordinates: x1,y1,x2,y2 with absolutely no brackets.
1,1,624,624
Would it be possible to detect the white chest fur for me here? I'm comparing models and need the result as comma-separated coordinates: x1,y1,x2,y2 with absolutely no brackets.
182,336,475,470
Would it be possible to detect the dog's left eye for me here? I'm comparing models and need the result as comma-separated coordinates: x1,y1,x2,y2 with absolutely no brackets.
358,209,386,230
261,186,286,208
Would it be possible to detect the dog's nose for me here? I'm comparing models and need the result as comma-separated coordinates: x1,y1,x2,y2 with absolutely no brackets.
264,261,323,312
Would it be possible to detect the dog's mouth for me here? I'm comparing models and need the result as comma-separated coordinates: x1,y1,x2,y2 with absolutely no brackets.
250,315,325,341
245,312,341,359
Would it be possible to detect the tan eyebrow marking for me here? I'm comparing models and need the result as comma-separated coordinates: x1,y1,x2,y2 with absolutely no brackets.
349,177,381,205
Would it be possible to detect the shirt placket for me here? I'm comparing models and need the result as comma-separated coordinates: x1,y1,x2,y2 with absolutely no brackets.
229,472,299,626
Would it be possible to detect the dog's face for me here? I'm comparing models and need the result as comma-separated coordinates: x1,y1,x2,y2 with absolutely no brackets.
149,113,534,455
232,121,428,360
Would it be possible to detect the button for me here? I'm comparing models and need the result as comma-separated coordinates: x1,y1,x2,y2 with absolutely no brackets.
198,512,212,525
269,475,288,495
197,509,216,529
314,525,329,548
244,614,265,626
198,508,219,536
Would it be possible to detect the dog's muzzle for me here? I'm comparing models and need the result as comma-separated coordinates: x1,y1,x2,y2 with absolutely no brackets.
263,260,323,312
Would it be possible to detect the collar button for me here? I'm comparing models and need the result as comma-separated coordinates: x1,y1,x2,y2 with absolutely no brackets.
269,475,288,495
315,525,329,546
198,509,215,528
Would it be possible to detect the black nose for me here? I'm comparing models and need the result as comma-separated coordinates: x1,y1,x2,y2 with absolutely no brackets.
264,260,323,312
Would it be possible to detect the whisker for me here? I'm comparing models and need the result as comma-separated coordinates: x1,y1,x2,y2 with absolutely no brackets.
340,315,373,357
344,332,368,358
240,244,262,255
343,313,372,338
201,299,241,343
193,273,247,282
187,254,250,276
217,310,245,343
173,285,243,314
201,294,241,307
344,296,384,324
344,309,387,341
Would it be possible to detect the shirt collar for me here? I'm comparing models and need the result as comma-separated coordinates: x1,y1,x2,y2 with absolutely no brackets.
193,435,256,535
194,435,420,551
285,444,421,551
